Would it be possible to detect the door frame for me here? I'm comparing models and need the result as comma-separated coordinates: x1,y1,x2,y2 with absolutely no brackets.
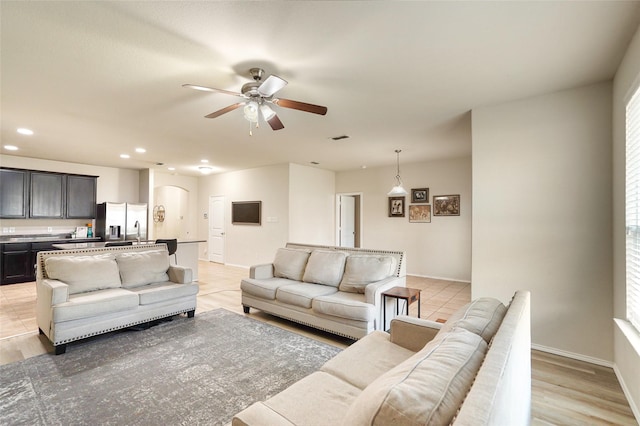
335,192,363,248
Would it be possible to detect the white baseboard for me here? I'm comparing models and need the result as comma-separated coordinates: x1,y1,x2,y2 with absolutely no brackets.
406,273,471,284
613,364,640,422
531,343,614,368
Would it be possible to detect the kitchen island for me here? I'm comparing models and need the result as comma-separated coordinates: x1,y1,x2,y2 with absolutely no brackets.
52,240,205,281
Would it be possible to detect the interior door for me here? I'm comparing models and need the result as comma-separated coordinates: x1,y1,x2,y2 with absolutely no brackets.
339,195,356,247
208,195,225,263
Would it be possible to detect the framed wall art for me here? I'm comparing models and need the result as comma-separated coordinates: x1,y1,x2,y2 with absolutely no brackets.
388,196,405,217
433,194,460,216
411,188,429,203
409,204,431,223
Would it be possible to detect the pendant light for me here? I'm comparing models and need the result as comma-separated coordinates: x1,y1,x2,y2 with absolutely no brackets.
387,149,408,196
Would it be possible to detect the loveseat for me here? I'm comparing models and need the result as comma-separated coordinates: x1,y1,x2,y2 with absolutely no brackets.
36,243,199,354
233,290,531,426
241,243,406,340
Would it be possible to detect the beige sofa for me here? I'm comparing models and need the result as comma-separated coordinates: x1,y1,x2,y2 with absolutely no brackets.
241,243,406,340
36,244,198,354
233,290,531,426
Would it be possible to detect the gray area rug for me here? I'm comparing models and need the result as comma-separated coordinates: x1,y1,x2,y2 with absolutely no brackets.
0,309,343,425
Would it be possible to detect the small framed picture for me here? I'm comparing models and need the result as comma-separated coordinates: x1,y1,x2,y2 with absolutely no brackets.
433,195,460,216
409,205,431,223
388,196,405,217
411,188,429,203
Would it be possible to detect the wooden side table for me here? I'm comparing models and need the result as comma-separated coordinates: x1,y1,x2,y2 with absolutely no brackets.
382,286,421,331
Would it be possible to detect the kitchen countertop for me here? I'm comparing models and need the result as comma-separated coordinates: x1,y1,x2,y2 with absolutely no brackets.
0,235,101,244
52,240,205,250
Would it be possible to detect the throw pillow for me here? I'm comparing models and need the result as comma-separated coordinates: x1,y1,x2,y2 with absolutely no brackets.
438,297,507,343
343,328,488,425
45,254,121,295
273,248,311,281
302,249,349,287
116,250,170,288
339,255,397,293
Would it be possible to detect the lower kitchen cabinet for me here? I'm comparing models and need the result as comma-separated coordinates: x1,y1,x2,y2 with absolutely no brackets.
1,243,31,284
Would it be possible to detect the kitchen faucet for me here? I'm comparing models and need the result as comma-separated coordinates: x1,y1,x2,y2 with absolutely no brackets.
134,220,140,243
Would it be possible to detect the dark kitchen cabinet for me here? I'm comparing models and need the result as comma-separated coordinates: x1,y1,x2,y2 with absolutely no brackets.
0,168,97,219
1,243,31,284
0,169,29,218
30,171,65,219
66,175,97,218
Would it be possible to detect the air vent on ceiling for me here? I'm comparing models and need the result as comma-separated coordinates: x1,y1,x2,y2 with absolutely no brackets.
330,135,350,141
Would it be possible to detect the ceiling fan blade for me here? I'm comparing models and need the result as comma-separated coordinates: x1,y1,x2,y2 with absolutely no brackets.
273,98,328,115
258,75,288,97
183,83,244,98
205,103,244,119
267,114,285,131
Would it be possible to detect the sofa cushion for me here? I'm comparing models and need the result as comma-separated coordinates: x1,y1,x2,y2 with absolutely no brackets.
129,282,200,305
339,254,397,293
276,283,338,308
52,288,138,322
241,277,296,300
312,292,376,322
343,327,488,426
438,297,507,343
273,247,311,281
115,250,170,288
302,250,348,287
257,371,361,426
321,330,415,390
45,254,121,295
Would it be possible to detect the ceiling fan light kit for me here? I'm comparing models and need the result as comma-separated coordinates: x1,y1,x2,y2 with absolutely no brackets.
184,67,327,135
388,149,409,196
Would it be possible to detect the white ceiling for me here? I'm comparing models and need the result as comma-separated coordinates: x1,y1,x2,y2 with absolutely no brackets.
2,1,639,176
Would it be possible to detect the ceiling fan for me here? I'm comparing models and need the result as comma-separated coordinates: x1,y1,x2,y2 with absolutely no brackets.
183,68,327,134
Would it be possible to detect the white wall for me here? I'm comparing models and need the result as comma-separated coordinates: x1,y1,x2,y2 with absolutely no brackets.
613,23,640,419
472,82,614,364
198,164,290,267
154,171,199,241
336,157,472,281
289,163,335,245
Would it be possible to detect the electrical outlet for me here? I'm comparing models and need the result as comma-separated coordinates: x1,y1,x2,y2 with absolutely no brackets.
9,227,15,233
47,227,53,233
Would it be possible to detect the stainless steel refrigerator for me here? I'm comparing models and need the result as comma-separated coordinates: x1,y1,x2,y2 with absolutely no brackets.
95,202,126,241
125,203,148,241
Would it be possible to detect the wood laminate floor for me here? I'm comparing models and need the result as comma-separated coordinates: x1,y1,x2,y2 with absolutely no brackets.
0,261,637,425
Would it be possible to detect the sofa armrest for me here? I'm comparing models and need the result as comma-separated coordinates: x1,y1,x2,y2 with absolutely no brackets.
364,276,404,305
37,279,70,306
168,265,193,284
250,263,275,279
389,315,443,352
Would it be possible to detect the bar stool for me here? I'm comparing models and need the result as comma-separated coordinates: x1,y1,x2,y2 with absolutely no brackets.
155,239,178,263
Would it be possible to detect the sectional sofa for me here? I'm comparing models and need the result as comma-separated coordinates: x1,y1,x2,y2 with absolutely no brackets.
233,290,531,425
241,243,406,339
36,244,198,354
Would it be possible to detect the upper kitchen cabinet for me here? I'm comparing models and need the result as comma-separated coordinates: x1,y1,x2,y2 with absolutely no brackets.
0,168,29,218
30,171,65,218
66,174,97,218
0,168,98,219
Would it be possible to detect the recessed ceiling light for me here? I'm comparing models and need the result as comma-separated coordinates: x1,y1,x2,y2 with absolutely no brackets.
168,167,176,171
201,159,209,163
4,145,18,151
361,165,367,169
120,154,130,159
135,148,146,153
17,128,34,135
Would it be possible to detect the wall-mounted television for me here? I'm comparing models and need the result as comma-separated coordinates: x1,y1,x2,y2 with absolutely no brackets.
232,201,262,225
